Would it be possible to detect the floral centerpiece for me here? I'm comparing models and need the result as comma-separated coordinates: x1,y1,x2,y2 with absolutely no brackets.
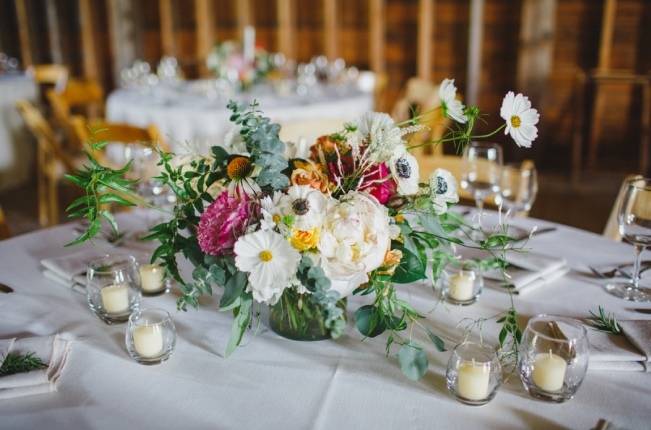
206,41,275,91
67,78,539,380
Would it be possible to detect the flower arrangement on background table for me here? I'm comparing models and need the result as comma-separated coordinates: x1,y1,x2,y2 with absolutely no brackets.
66,78,539,381
206,40,276,91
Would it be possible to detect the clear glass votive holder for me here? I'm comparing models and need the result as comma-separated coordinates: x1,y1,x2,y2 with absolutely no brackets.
446,341,502,406
126,308,176,365
136,259,172,296
86,254,141,324
518,314,589,403
441,266,482,305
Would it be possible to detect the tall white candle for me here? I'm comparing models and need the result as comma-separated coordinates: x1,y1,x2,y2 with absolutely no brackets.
532,350,567,392
139,264,165,293
448,273,475,301
101,284,129,314
243,25,255,63
457,359,490,400
133,324,164,358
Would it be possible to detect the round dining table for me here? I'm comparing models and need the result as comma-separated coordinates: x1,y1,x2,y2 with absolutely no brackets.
0,210,649,429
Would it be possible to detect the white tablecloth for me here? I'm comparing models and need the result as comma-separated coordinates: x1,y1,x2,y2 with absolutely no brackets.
1,211,650,429
106,81,373,153
0,74,38,191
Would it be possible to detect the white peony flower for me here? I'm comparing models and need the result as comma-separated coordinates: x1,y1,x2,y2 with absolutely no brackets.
234,229,301,304
429,168,459,215
389,144,420,196
279,185,328,230
500,91,539,148
284,137,311,160
439,78,467,124
356,112,404,163
318,191,391,297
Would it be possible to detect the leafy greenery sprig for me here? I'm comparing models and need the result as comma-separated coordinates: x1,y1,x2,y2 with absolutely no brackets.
0,352,47,376
587,306,622,335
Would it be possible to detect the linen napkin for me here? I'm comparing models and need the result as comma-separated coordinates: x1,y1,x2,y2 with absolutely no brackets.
40,247,112,293
588,320,651,372
482,251,569,294
0,335,71,399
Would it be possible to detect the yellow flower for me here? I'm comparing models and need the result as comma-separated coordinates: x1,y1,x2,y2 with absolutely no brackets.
394,214,405,223
290,160,329,193
378,249,403,275
290,228,320,251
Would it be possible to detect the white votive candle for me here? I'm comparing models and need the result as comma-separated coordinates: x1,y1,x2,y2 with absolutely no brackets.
133,324,164,358
448,273,475,301
457,359,490,400
139,264,165,293
101,284,130,314
532,350,567,392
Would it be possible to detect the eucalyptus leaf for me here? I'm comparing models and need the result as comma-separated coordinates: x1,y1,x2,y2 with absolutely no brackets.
398,342,428,381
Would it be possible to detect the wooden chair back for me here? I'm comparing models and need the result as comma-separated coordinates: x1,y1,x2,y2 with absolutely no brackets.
28,64,69,89
0,206,9,240
603,174,644,241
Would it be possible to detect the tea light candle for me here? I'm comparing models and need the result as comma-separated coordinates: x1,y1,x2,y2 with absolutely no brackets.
532,350,567,392
448,273,475,301
457,359,490,400
139,264,165,293
133,324,164,358
100,284,129,314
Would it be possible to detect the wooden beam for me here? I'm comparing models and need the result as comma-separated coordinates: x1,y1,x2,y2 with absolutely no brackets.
277,0,296,60
598,0,617,71
466,0,484,106
14,0,32,67
159,0,175,56
236,0,252,34
369,0,385,74
78,0,99,79
323,0,337,59
195,0,215,76
417,0,433,80
108,0,138,84
45,0,63,64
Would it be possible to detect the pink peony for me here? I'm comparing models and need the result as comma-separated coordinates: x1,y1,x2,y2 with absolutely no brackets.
360,163,396,205
197,190,253,256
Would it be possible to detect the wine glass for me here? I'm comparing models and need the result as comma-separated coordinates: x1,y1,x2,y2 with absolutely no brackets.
606,177,651,302
461,142,503,231
495,162,538,217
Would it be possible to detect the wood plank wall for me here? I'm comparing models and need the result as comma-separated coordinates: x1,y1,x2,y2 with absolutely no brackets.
1,0,649,168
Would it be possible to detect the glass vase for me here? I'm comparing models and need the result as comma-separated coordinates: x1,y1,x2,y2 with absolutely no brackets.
268,290,346,341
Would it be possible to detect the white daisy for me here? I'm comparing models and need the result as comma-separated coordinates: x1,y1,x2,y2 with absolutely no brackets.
356,112,404,163
389,144,420,196
234,229,301,304
500,91,539,148
439,78,467,124
429,168,459,215
279,185,327,230
259,191,284,232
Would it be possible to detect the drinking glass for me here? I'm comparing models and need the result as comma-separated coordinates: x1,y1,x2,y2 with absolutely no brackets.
518,315,589,403
126,308,176,365
606,177,651,301
86,254,141,324
495,162,538,216
461,142,503,231
446,341,502,406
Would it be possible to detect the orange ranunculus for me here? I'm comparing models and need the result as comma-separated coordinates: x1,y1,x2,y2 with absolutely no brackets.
290,160,330,192
290,228,321,251
309,134,349,163
378,249,403,275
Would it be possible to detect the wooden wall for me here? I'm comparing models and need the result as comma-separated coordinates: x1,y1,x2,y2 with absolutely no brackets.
1,0,649,169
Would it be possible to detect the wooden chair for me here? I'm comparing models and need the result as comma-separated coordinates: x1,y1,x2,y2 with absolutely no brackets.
392,77,450,157
16,100,82,227
27,64,69,89
0,206,10,240
603,174,644,241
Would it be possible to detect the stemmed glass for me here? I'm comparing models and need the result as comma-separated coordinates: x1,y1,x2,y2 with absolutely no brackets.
606,177,651,302
495,162,538,217
461,142,503,232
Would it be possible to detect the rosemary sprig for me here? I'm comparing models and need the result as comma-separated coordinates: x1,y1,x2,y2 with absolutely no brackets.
587,306,622,335
0,352,48,376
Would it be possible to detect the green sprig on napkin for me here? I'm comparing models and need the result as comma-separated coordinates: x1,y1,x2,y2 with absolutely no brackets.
587,306,622,335
0,352,48,376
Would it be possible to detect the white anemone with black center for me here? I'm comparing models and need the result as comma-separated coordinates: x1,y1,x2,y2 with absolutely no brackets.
429,168,459,215
279,185,328,230
389,144,420,196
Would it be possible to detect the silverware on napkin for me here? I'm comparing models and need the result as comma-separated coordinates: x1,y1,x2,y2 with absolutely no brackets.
512,226,557,242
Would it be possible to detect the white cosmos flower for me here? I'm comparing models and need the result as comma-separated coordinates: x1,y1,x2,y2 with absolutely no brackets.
500,91,539,148
279,185,327,230
439,78,467,124
429,168,459,215
356,112,404,163
259,191,284,232
234,229,300,304
318,192,391,297
389,144,420,196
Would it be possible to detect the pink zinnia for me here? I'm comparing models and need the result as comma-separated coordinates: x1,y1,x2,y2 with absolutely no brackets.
197,190,253,256
360,163,396,205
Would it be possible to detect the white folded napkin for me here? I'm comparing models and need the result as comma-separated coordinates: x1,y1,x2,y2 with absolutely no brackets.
0,335,71,399
40,248,113,293
588,320,651,372
483,251,568,294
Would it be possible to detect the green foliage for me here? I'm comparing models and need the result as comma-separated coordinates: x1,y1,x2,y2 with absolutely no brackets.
496,308,522,352
225,293,253,357
0,352,47,376
391,243,426,284
398,342,428,381
588,306,622,335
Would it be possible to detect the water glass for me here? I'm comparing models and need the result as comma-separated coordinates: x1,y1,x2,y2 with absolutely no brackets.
606,177,651,302
446,341,502,406
86,254,141,324
496,162,538,216
461,142,503,231
126,308,176,365
518,315,589,403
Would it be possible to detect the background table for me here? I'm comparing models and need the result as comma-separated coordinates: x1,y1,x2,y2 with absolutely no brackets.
106,81,373,153
1,211,650,429
0,74,38,192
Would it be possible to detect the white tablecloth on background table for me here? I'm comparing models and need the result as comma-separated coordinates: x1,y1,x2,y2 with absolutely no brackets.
106,82,373,153
1,211,650,429
0,74,38,191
